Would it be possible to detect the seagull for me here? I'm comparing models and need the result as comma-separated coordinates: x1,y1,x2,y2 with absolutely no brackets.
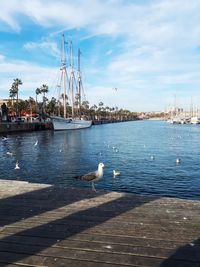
75,163,105,192
113,170,121,176
6,151,13,156
150,155,155,160
176,158,181,164
34,140,38,146
15,161,20,170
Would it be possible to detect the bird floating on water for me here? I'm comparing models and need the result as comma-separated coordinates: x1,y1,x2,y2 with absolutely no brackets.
150,155,155,160
15,161,20,170
34,140,38,146
176,158,181,164
75,163,105,192
113,170,121,176
6,151,13,156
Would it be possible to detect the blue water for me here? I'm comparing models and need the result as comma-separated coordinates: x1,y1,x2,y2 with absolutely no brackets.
0,120,200,200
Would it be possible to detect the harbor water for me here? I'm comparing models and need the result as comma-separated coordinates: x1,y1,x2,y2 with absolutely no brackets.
0,120,200,200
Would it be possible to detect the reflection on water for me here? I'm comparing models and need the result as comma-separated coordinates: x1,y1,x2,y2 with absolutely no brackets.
1,120,200,200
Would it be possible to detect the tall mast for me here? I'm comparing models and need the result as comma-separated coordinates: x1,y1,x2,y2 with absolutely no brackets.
190,96,193,117
61,33,67,118
70,39,74,118
78,49,81,115
174,94,176,117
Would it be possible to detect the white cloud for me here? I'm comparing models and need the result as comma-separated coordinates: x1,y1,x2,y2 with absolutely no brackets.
24,41,60,58
0,55,57,100
1,0,200,110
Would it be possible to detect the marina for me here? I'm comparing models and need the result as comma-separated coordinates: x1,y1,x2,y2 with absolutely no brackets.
0,179,199,266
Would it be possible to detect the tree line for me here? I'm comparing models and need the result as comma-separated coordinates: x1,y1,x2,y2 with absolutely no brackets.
6,78,139,121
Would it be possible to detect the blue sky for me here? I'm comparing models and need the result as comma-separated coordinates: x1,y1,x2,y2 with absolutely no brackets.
1,0,200,112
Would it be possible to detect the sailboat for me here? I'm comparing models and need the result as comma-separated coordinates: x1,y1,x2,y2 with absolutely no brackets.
51,34,92,130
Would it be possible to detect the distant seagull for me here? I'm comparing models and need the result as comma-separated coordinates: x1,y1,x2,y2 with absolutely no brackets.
150,155,155,160
15,161,20,170
112,146,118,152
176,158,181,164
6,151,13,156
34,140,38,146
113,170,121,177
59,149,62,152
75,163,105,192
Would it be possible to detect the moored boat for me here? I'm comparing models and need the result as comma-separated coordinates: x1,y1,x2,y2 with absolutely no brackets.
51,34,92,131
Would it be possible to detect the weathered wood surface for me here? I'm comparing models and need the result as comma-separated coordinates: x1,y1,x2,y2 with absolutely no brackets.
0,180,199,267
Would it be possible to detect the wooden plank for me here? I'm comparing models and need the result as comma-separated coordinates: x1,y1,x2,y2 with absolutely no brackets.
1,220,199,242
0,232,187,250
0,251,129,267
0,238,200,262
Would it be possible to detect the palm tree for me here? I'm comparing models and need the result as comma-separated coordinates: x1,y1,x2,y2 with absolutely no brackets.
35,87,41,102
40,84,49,113
12,78,22,116
35,88,41,113
46,97,57,115
9,85,16,107
98,101,104,110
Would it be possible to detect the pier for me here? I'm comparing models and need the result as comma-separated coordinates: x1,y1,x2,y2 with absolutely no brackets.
0,122,52,134
0,119,138,134
0,180,199,266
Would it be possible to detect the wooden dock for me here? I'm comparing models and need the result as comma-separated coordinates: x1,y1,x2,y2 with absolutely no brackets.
0,180,199,267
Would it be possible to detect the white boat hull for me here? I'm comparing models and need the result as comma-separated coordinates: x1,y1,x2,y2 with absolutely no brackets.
190,116,200,124
51,116,92,130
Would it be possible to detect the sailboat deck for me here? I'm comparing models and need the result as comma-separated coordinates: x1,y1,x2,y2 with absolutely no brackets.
0,179,199,267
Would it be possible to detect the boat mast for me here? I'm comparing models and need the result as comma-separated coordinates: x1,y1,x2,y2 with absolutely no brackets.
61,33,67,119
78,49,81,117
70,40,74,118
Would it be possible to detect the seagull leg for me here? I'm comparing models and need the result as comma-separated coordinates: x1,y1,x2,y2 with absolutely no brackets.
92,182,97,192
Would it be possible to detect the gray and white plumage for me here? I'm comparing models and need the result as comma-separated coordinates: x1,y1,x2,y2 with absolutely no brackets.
75,163,104,191
6,151,13,156
113,170,121,176
15,161,20,170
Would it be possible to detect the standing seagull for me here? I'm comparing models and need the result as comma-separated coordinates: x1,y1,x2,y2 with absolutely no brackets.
75,163,105,192
15,161,20,170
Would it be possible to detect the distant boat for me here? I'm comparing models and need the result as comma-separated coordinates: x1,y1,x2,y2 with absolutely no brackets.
52,116,92,130
167,117,182,124
51,34,92,131
190,116,200,124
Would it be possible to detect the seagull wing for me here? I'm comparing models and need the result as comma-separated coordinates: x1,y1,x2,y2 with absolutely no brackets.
81,171,98,181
